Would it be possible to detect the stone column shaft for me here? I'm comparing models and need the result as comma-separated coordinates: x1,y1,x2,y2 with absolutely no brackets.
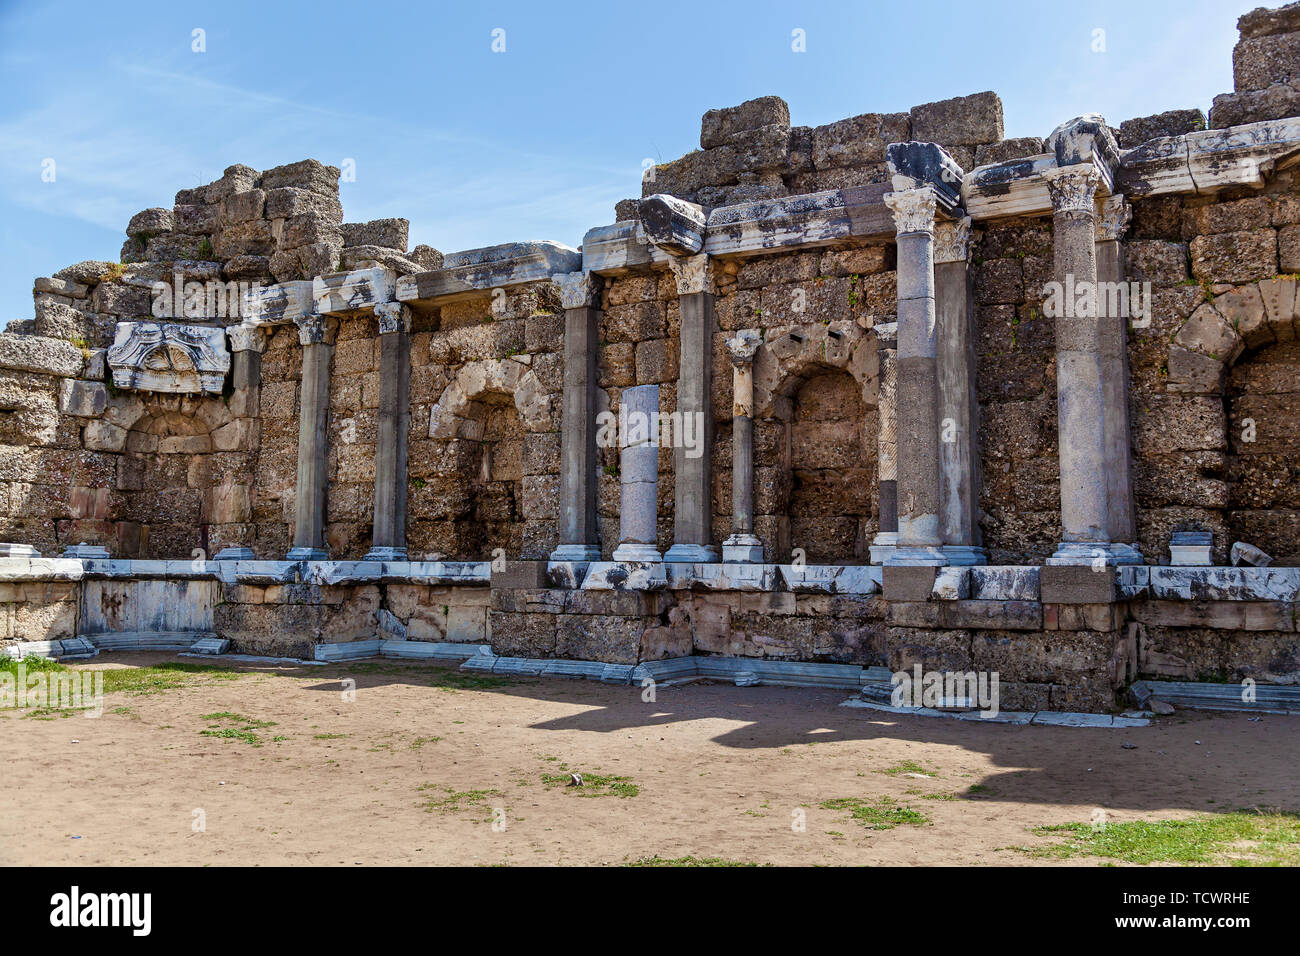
934,217,986,565
1095,196,1139,550
885,187,946,566
366,303,411,561
723,330,762,563
551,272,603,562
665,254,717,562
612,384,662,562
289,314,334,560
1044,166,1137,566
216,325,265,561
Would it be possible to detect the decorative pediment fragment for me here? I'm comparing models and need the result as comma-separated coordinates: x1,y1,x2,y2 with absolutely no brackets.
107,321,230,394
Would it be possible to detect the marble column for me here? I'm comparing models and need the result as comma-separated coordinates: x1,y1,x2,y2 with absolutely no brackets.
612,384,662,562
722,330,763,563
883,187,946,566
287,313,335,560
933,216,986,565
869,322,899,564
664,253,718,562
215,324,266,561
365,303,412,561
550,271,603,563
1095,196,1141,560
1043,166,1138,565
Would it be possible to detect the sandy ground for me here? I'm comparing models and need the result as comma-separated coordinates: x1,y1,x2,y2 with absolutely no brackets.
1,652,1297,866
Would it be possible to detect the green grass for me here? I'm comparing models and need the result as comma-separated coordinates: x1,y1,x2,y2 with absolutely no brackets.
338,661,513,690
541,766,639,798
820,796,930,831
418,785,500,814
1021,810,1300,866
625,855,767,867
878,760,937,777
199,711,277,746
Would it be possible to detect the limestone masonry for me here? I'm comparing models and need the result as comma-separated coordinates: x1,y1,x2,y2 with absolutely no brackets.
4,4,1300,711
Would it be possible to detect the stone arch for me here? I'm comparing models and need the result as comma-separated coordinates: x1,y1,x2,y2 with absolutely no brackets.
1166,276,1300,561
422,358,552,560
749,320,880,562
428,358,552,439
110,394,235,558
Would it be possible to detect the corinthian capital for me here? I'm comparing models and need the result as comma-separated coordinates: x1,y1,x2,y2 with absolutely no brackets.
374,302,412,335
933,217,973,264
551,271,602,309
294,313,336,346
227,324,266,353
725,329,761,367
668,253,715,296
1094,195,1132,242
1043,164,1103,214
883,187,938,237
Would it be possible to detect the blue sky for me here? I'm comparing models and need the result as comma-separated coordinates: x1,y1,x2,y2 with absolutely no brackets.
0,0,1259,321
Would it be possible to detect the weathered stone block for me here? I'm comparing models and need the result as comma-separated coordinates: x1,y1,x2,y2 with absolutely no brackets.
883,566,937,602
700,95,790,149
910,91,1003,145
1189,229,1277,284
1234,31,1300,92
1040,566,1116,604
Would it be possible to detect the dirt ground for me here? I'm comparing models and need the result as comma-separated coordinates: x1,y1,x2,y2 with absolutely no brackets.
2,652,1297,866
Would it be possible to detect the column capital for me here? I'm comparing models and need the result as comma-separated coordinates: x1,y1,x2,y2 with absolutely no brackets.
933,216,973,264
1043,164,1103,214
552,270,602,309
294,312,337,346
374,302,412,335
724,329,761,367
668,253,715,296
227,324,266,353
883,187,938,237
1094,195,1132,242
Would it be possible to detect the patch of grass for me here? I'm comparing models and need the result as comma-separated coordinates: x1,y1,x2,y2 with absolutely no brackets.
625,855,766,867
410,736,441,748
541,765,639,798
199,711,276,746
966,784,994,796
820,796,929,831
1022,810,1300,866
878,760,937,777
103,662,241,696
313,733,348,740
418,785,501,814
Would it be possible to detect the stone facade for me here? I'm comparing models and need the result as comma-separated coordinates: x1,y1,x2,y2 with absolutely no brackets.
4,4,1300,712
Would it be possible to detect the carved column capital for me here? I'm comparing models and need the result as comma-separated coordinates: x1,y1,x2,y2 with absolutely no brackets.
668,253,715,296
1043,164,1103,214
1094,195,1132,242
294,313,336,346
933,217,973,264
227,323,266,353
725,329,762,368
552,270,602,309
883,186,938,237
374,302,412,335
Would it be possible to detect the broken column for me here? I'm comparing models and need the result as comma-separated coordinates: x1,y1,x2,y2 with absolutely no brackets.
612,384,662,563
883,186,946,566
550,271,603,563
216,324,265,561
1095,195,1141,559
287,312,335,560
664,252,718,563
723,330,763,563
869,322,899,564
933,216,986,565
365,302,412,561
1043,163,1134,566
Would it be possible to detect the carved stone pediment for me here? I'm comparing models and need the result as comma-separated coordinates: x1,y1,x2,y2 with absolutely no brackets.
107,321,230,394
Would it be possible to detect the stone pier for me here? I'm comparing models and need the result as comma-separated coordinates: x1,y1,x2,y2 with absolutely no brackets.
1095,195,1140,555
723,330,763,563
612,384,662,562
550,271,603,563
869,322,899,564
664,254,717,562
365,303,412,561
933,216,986,565
288,312,335,560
